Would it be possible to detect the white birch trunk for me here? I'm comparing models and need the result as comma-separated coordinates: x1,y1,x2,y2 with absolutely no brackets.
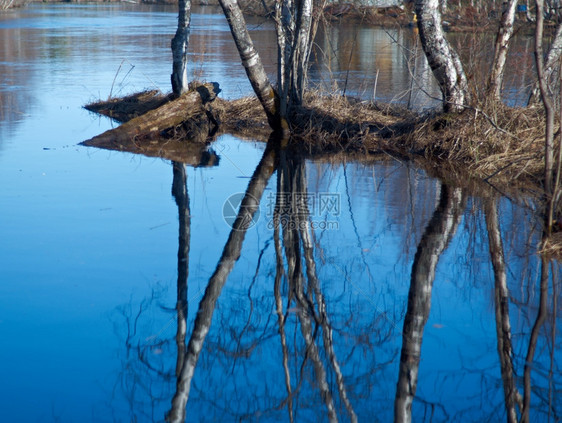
394,185,464,423
534,0,555,196
219,0,281,129
487,0,519,101
171,0,192,96
529,22,562,105
415,0,470,112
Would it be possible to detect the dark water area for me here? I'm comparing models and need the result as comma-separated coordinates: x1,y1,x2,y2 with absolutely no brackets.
0,4,560,422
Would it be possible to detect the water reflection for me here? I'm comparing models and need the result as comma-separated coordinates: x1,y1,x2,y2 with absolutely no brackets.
485,197,561,423
394,184,465,422
311,22,441,109
274,146,358,422
108,144,562,421
3,4,560,421
167,136,277,421
168,161,190,423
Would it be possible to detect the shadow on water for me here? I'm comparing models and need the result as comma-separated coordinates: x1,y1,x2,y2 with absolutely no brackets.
108,132,562,422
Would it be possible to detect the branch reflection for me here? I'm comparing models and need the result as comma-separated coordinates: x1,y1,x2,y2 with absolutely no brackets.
167,134,278,421
109,147,562,422
485,196,560,423
273,145,358,423
394,184,465,423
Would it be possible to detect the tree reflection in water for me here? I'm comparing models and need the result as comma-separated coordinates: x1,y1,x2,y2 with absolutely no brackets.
485,197,562,423
272,145,358,423
110,139,562,422
394,184,465,423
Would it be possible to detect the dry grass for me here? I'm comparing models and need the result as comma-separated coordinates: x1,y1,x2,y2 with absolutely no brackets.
85,88,554,187
84,87,562,253
540,233,562,258
85,88,553,189
85,90,173,123
393,101,552,187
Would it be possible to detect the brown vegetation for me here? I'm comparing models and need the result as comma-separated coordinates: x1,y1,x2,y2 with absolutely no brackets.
84,85,554,190
83,85,562,257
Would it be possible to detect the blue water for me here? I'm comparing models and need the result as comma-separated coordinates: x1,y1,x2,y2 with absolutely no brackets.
0,4,560,422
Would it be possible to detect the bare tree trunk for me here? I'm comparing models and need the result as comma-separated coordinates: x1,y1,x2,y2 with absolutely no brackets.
171,0,192,96
487,0,519,102
415,0,470,112
275,0,294,119
520,253,549,423
484,198,523,423
274,0,318,121
167,138,278,416
394,184,464,423
290,0,314,106
535,0,556,205
529,23,562,105
166,162,191,423
218,0,281,130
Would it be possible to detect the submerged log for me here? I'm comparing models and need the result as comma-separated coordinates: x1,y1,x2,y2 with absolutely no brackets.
82,82,220,146
81,82,221,166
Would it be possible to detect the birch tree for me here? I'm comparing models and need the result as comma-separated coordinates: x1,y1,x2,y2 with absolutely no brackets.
217,0,320,131
171,0,192,96
487,0,519,101
218,0,281,130
415,0,471,112
394,184,465,423
534,0,556,222
528,23,562,106
274,0,319,118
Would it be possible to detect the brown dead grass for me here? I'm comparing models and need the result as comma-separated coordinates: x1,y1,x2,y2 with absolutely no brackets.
393,102,551,187
86,89,553,189
85,90,173,123
85,89,562,255
85,89,553,189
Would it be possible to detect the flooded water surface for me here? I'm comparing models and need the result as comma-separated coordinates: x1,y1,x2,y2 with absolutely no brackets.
0,4,560,422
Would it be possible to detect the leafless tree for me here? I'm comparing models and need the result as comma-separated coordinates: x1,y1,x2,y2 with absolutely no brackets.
274,0,324,118
533,0,562,233
217,0,281,130
528,24,562,106
487,0,519,102
167,136,278,415
217,0,323,131
394,184,465,423
171,0,192,96
414,0,471,112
